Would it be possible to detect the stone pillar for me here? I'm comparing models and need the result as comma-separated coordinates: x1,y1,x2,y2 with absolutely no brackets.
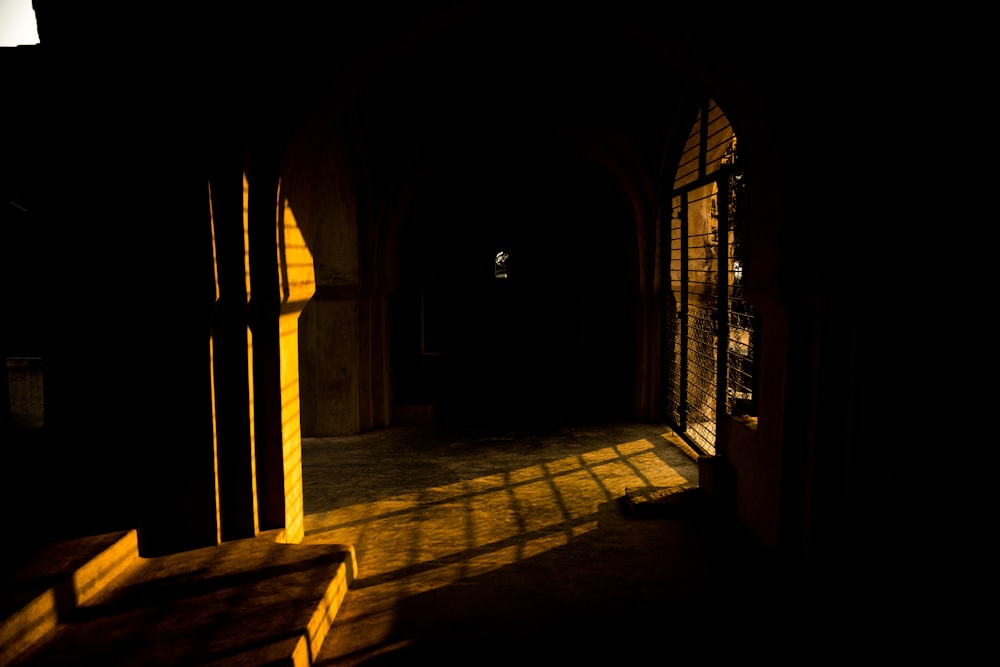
248,147,314,543
121,170,223,556
210,164,259,541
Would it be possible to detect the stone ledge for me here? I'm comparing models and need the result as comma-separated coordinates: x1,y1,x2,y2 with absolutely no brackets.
624,483,702,516
0,530,139,666
6,534,356,666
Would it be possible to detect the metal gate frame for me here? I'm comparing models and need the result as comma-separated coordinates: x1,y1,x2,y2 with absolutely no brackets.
665,100,756,456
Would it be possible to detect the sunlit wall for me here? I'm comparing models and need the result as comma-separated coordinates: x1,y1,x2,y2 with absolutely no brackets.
274,182,315,543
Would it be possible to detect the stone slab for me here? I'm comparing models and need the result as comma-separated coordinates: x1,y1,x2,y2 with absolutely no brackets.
7,534,355,666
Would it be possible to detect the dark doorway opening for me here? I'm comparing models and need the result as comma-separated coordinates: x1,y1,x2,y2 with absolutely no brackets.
391,135,637,432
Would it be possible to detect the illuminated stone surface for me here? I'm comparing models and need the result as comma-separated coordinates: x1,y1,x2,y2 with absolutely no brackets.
3,423,799,665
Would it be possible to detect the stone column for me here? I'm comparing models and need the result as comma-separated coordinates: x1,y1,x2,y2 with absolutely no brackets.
248,147,314,543
121,169,223,556
210,163,259,541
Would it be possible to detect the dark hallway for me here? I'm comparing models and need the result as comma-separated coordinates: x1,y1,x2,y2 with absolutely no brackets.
392,131,637,431
1,1,948,664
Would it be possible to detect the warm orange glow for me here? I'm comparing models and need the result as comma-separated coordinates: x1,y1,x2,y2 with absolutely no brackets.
242,172,260,533
209,336,221,543
276,186,315,308
242,173,252,297
278,441,304,544
0,531,138,665
303,438,690,590
274,179,315,544
298,426,699,663
668,101,741,456
246,327,259,531
207,181,222,541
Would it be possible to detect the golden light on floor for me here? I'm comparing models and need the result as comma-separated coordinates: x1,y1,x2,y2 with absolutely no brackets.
302,438,689,593
298,428,699,663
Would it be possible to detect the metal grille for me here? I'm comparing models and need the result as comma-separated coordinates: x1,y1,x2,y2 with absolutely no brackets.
665,100,756,456
666,195,683,438
724,141,756,418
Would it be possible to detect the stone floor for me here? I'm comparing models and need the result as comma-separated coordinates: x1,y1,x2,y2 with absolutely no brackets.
297,420,797,664
3,420,837,665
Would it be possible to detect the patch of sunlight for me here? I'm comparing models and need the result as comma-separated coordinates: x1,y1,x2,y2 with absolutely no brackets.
444,471,510,494
580,443,634,465
304,497,423,537
628,451,690,486
542,456,581,475
549,468,611,516
615,438,656,455
276,178,315,307
303,439,690,595
507,464,548,484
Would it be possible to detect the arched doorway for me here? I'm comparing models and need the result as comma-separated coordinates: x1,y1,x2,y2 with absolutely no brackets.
664,99,757,456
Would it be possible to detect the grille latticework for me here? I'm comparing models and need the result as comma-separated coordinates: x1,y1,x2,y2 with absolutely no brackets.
665,100,756,456
724,145,756,418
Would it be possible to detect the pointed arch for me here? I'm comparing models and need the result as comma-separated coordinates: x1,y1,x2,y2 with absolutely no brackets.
664,99,757,456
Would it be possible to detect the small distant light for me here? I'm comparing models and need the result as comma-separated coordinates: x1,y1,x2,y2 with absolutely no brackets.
733,260,742,282
495,251,509,279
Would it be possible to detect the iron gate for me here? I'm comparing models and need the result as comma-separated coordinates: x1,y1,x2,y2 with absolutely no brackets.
665,100,756,456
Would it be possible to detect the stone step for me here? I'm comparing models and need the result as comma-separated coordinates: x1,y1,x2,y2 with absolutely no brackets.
3,531,356,666
624,482,702,516
1,530,140,665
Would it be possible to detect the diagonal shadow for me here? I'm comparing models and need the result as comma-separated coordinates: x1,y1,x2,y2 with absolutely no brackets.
300,421,777,665
314,494,796,666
